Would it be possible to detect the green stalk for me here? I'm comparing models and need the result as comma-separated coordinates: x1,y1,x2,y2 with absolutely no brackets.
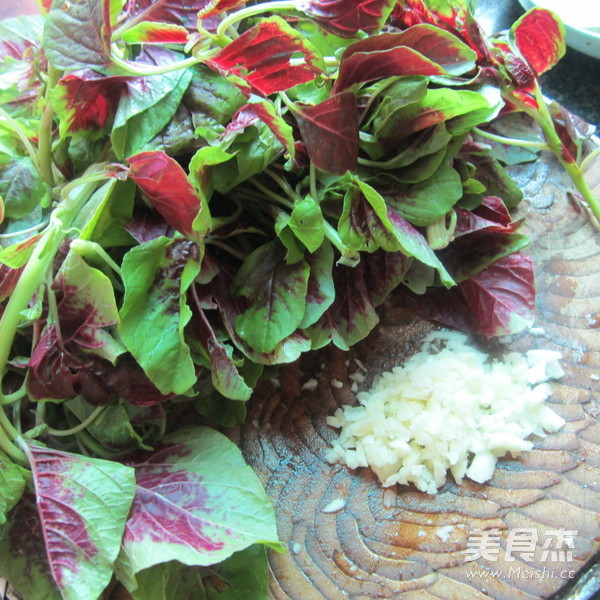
60,172,114,200
472,127,550,151
0,172,106,401
70,239,123,276
0,385,27,406
520,85,600,224
206,238,248,261
46,405,105,437
0,173,106,462
76,429,119,459
580,148,600,173
216,1,297,40
37,65,60,187
250,177,294,209
37,102,55,186
0,429,25,463
0,219,63,392
0,220,49,240
265,168,298,203
111,4,153,41
111,52,202,77
309,162,318,202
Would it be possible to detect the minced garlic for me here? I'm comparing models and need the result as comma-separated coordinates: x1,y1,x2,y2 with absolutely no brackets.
326,331,565,494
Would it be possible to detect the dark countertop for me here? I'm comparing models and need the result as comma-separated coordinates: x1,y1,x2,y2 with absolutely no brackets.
475,0,600,127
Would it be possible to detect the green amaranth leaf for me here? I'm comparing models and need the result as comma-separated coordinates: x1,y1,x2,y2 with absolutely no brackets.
0,156,50,219
24,442,136,600
275,212,306,265
119,237,200,395
366,76,429,144
383,87,499,142
460,142,524,208
299,241,335,329
213,121,282,193
150,64,245,155
193,307,253,401
90,179,137,247
69,178,119,241
131,545,269,600
189,145,235,200
0,453,26,525
289,195,325,253
111,50,192,159
383,163,463,227
195,392,248,428
233,241,310,355
114,427,282,592
363,123,451,173
43,0,111,70
0,234,41,268
66,397,152,451
341,178,454,287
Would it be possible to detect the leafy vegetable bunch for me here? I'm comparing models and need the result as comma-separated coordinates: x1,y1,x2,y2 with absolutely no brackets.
0,0,596,598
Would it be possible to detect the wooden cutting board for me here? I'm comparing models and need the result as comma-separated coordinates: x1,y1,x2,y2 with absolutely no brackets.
4,151,596,600
230,150,600,600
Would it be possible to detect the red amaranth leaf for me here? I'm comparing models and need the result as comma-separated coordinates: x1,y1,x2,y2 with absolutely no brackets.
28,325,173,405
293,92,358,174
511,8,566,76
27,251,171,406
124,209,173,244
492,40,536,90
454,196,520,236
0,234,42,316
307,257,381,350
190,296,252,401
333,46,445,93
401,253,535,336
128,150,202,237
0,16,42,60
124,0,212,30
338,25,477,76
208,17,324,96
121,21,190,44
198,0,246,18
53,70,127,134
0,493,61,600
234,100,296,158
24,442,135,600
39,0,53,14
117,428,280,581
297,0,394,38
0,16,44,107
0,264,23,305
389,0,493,64
548,102,595,164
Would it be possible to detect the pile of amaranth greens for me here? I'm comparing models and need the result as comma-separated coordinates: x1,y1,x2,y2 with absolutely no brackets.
0,0,597,598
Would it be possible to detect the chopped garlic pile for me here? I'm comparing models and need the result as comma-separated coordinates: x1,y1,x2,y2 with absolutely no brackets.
326,331,565,494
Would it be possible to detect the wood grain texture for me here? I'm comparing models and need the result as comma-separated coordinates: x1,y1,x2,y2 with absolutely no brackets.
231,152,600,600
